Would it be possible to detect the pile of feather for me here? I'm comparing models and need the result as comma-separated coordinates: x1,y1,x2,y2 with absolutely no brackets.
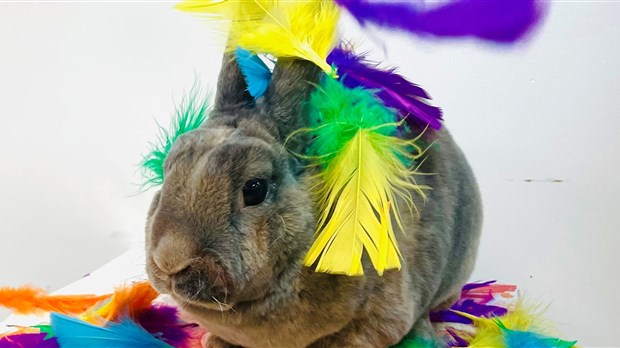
0,280,577,347
0,281,205,347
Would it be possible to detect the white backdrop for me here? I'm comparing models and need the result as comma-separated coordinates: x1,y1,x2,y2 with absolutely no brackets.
0,2,618,347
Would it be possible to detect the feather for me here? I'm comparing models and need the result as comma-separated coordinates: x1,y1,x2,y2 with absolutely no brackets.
302,78,428,276
82,281,158,324
391,335,439,348
501,325,577,348
51,312,172,348
0,286,110,316
175,0,276,22
431,299,508,325
230,0,339,74
0,333,58,348
234,48,271,98
454,299,576,348
327,46,442,130
430,281,515,324
141,85,212,188
335,0,545,44
135,305,201,348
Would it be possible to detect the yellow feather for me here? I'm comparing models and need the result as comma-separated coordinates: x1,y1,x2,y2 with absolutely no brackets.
230,1,339,74
176,0,338,73
304,129,427,276
175,0,276,22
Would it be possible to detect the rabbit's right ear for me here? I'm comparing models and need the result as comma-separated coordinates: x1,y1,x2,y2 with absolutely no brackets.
263,58,322,140
213,52,254,112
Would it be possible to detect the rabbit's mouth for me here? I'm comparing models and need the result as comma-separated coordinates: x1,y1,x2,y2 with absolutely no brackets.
147,254,236,309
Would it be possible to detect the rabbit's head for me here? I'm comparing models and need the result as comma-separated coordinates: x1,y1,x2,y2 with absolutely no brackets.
145,54,321,310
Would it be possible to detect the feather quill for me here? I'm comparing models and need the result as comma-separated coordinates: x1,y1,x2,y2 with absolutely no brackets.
327,46,442,130
0,286,110,316
141,85,212,188
230,0,339,75
51,312,172,348
302,77,427,276
334,0,546,44
235,48,271,98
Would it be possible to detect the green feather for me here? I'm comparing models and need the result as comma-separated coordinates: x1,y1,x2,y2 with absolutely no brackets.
390,335,440,348
33,324,54,340
141,86,212,188
306,76,401,164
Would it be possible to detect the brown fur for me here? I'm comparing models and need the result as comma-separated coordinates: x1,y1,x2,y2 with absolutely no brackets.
145,54,482,347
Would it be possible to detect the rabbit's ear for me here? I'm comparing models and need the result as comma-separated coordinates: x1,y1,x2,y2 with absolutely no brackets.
214,52,254,112
264,58,322,139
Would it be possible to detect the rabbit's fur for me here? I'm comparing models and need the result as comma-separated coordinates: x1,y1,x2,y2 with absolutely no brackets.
145,54,482,348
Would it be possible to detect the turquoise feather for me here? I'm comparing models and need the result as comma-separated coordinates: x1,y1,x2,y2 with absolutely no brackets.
498,320,577,348
504,329,577,348
51,312,172,348
235,48,271,98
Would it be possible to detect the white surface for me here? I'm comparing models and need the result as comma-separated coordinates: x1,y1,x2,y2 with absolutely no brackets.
0,248,147,333
0,2,618,347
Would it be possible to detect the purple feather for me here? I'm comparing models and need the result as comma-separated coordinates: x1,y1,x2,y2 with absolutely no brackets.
0,333,59,348
335,0,546,44
327,47,443,130
134,304,199,348
430,299,508,324
462,280,497,292
446,327,470,347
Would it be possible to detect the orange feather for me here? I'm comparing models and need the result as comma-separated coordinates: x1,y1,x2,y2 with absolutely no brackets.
0,286,110,316
82,281,159,324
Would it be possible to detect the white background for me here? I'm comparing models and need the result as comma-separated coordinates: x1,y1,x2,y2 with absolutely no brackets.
0,2,618,347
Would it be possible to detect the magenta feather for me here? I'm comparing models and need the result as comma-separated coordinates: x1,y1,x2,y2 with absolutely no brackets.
335,0,546,44
0,333,58,348
327,47,442,130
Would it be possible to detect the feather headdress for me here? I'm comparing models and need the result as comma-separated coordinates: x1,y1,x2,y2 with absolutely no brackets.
302,77,428,276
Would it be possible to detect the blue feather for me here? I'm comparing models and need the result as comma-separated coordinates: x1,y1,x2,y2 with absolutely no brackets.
235,48,272,98
50,312,172,348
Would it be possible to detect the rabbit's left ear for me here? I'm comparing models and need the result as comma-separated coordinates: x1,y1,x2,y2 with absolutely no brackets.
213,52,255,112
263,58,322,140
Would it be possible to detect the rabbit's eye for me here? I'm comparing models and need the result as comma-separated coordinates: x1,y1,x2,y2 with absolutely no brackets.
243,178,269,206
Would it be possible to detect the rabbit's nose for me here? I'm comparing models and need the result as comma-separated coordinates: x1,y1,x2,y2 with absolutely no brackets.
152,231,195,276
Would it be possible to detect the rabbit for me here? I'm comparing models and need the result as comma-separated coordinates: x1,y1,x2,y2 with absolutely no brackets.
145,53,482,348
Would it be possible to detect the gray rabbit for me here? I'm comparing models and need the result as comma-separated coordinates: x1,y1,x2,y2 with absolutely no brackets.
145,54,482,348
